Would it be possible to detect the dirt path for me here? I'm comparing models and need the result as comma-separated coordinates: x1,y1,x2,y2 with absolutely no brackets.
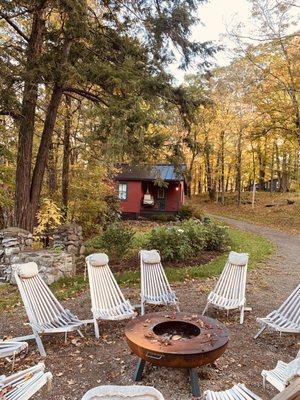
210,214,300,305
1,219,299,400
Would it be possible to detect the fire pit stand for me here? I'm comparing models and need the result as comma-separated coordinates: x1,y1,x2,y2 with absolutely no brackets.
125,312,229,397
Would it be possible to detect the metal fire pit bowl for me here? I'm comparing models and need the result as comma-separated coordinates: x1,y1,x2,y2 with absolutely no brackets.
125,312,229,397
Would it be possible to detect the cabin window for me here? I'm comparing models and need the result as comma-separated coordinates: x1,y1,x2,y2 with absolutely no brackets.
118,182,128,200
157,187,165,199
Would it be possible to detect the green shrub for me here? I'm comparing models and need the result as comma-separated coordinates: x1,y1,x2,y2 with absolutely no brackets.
149,213,177,222
203,222,229,251
180,219,206,254
178,203,203,220
147,226,192,261
102,223,134,259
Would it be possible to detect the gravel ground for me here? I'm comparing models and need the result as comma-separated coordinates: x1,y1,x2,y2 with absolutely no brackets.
1,218,299,400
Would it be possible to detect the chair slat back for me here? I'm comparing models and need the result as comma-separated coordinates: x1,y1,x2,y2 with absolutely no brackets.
140,251,172,299
277,284,300,325
214,254,248,302
86,256,128,313
15,270,69,328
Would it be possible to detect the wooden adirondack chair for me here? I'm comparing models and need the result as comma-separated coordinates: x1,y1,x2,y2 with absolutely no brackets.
262,354,300,392
204,383,262,400
0,341,28,369
0,341,28,359
204,378,300,400
139,250,179,315
81,385,164,399
202,251,250,324
0,363,52,400
254,284,300,338
86,253,135,339
14,262,84,357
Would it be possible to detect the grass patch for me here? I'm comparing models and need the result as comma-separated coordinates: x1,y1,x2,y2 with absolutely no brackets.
200,192,300,234
0,227,274,311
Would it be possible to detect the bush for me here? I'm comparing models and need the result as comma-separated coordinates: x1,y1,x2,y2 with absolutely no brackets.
180,219,206,254
101,223,134,259
149,213,177,222
202,222,229,251
178,203,203,220
147,226,192,261
147,218,229,261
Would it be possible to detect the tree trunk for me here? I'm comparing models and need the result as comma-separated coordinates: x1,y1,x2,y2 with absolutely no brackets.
28,83,65,230
220,130,225,205
225,165,232,192
14,7,46,229
62,94,72,220
47,138,58,195
236,130,242,206
204,131,215,201
270,141,275,193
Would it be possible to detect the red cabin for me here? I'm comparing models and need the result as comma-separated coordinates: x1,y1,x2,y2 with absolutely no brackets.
115,164,186,218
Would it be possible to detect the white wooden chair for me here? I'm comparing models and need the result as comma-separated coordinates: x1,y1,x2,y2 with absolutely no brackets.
0,362,52,400
262,354,300,392
14,262,85,357
204,383,262,400
254,284,300,338
139,250,179,315
0,341,28,359
0,341,28,369
202,251,250,324
81,385,164,399
86,253,135,339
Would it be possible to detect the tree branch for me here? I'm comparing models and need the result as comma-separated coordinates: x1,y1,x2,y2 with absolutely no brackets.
63,87,109,107
0,11,29,42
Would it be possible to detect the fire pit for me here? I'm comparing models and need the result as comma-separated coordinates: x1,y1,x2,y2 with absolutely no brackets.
125,312,229,397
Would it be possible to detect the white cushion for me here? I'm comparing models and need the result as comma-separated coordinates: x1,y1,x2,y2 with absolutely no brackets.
228,251,248,266
88,253,109,267
141,250,161,264
17,262,39,278
286,357,300,383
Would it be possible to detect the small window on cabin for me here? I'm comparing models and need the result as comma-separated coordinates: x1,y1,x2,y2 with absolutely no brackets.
157,187,165,199
118,183,128,200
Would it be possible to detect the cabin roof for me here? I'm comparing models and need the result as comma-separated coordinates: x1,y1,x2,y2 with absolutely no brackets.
115,164,185,182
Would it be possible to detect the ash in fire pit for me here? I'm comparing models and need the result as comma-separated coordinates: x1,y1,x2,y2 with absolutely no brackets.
153,321,200,341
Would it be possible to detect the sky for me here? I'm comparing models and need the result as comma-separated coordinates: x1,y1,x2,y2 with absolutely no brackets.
169,0,299,83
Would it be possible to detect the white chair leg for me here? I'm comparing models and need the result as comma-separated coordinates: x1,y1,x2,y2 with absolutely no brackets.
254,325,267,339
202,303,209,316
175,303,180,312
34,332,46,357
93,319,100,339
77,330,84,338
141,301,145,316
240,307,244,324
262,375,266,389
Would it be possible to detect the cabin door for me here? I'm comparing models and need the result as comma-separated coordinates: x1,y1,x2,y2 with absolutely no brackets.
157,187,166,210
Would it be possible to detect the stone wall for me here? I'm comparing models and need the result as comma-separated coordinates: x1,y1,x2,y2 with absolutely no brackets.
53,223,85,266
0,227,33,281
0,226,79,284
10,250,75,285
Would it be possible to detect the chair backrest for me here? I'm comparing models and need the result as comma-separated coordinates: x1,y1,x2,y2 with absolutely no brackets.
140,250,172,299
81,385,164,400
277,284,300,325
86,253,129,314
213,252,249,301
14,262,70,328
0,341,28,359
0,363,52,399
